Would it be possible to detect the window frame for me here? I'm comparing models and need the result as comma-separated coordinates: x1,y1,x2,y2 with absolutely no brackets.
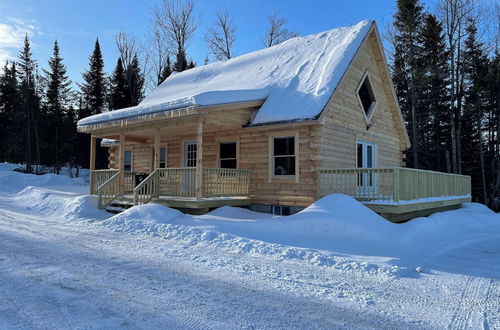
268,131,299,183
355,70,377,124
217,139,239,169
123,149,133,172
183,140,197,167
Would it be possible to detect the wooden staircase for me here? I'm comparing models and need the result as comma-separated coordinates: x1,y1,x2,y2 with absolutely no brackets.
105,197,134,214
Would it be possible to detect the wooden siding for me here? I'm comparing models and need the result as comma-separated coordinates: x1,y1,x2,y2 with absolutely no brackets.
316,28,407,170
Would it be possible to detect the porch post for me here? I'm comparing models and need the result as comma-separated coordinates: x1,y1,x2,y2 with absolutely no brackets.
119,133,125,194
89,135,96,194
154,129,160,170
195,115,204,200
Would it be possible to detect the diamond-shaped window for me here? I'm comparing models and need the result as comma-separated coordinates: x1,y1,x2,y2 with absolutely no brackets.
356,74,376,119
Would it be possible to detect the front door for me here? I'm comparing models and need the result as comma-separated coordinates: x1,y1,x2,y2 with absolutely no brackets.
357,140,376,195
183,141,197,195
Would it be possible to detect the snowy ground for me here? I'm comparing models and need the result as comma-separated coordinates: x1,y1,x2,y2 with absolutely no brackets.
0,163,499,329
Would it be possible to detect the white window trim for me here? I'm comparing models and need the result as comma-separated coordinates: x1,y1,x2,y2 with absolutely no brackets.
124,149,133,172
183,140,197,167
356,139,377,168
268,131,300,183
151,145,168,171
355,70,378,124
216,137,239,169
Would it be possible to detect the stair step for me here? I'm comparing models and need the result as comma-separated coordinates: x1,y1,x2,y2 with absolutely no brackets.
105,205,129,214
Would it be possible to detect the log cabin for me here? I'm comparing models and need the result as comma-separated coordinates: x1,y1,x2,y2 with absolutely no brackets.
77,20,471,221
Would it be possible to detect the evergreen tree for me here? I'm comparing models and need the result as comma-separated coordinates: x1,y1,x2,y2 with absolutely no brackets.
0,62,20,161
174,47,188,72
80,39,106,117
461,19,489,203
18,34,41,172
125,54,144,106
418,14,450,172
158,57,172,85
392,0,425,168
43,40,72,174
108,58,128,110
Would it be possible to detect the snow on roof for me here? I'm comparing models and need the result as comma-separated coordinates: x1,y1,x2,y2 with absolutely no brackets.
78,20,373,127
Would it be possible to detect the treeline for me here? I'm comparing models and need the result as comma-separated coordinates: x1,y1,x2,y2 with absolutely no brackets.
0,1,296,174
391,0,499,207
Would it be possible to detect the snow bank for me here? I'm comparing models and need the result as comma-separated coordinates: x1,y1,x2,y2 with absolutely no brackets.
0,166,87,193
78,20,372,127
15,186,107,220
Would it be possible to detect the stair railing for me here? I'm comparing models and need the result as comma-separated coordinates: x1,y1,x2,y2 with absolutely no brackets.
97,171,121,209
133,170,159,206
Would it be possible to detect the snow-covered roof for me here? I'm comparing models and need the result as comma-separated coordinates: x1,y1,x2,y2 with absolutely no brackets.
78,20,373,127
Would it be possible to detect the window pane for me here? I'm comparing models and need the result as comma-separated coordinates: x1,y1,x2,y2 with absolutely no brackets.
124,164,131,171
274,137,294,156
220,159,237,169
124,150,132,163
160,148,166,163
274,156,295,175
367,146,373,168
220,142,236,159
358,78,375,115
357,144,363,168
159,162,166,168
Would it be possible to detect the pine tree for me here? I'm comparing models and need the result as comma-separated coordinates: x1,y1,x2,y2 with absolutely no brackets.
174,48,188,72
461,19,489,203
419,14,450,172
108,58,128,110
158,57,172,85
0,62,20,161
43,40,72,174
125,54,144,106
18,34,41,172
80,39,106,117
392,0,425,169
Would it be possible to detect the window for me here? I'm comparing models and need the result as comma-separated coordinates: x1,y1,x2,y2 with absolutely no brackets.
356,140,376,190
219,142,237,169
124,150,132,171
159,147,166,168
357,73,376,118
273,136,295,176
272,205,290,216
184,142,197,167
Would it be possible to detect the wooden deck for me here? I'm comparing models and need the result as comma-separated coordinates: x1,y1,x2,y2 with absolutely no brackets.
318,167,471,222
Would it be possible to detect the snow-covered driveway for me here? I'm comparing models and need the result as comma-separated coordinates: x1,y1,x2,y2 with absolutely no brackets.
0,168,499,329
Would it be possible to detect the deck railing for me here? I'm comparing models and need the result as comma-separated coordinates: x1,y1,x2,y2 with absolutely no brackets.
203,168,251,197
318,167,471,203
90,169,119,195
97,172,121,209
157,168,197,198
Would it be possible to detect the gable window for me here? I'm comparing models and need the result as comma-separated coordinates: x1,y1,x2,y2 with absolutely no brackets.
273,136,296,176
124,150,132,171
357,73,376,118
219,142,237,169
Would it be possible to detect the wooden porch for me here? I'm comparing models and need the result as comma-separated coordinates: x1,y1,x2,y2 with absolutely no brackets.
91,167,251,211
318,167,471,221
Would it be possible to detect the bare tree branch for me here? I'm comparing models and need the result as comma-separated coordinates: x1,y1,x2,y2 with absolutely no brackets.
153,0,200,56
261,13,298,48
205,9,236,61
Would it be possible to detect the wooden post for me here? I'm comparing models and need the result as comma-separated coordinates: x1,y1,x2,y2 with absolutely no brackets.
89,135,96,194
119,133,125,195
154,129,160,170
393,168,400,203
195,115,204,200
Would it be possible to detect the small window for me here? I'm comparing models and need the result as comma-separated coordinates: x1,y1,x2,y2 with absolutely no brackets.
272,205,290,216
124,150,132,171
159,147,166,168
357,74,376,117
185,142,197,167
219,142,237,169
273,136,295,176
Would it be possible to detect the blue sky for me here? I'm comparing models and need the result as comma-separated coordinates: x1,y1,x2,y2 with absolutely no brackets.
0,0,436,88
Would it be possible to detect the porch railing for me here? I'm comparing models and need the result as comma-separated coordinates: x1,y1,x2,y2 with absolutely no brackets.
90,169,119,195
203,168,251,197
318,167,471,203
97,171,121,209
131,167,251,206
